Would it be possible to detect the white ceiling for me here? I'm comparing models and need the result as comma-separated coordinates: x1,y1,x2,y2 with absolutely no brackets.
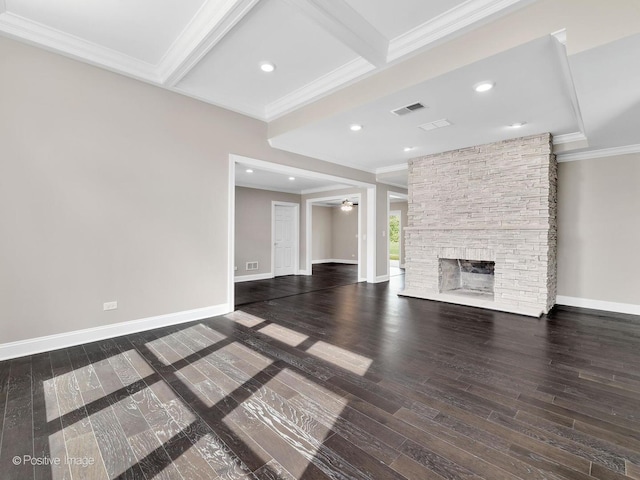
0,0,529,120
2,1,639,190
235,163,352,194
569,33,640,152
270,36,580,172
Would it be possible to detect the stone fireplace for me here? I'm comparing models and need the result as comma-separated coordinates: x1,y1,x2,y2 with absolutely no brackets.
400,133,557,317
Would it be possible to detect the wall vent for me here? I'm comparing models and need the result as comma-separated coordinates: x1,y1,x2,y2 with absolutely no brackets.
418,119,452,131
391,102,426,116
246,261,259,271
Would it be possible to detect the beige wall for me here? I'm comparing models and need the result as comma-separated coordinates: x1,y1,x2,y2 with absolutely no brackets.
390,201,408,266
311,205,358,262
302,188,370,277
235,187,301,277
557,154,640,305
331,205,358,262
0,37,375,345
311,206,332,261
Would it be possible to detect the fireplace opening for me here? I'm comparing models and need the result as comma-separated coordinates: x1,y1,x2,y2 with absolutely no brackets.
439,259,495,300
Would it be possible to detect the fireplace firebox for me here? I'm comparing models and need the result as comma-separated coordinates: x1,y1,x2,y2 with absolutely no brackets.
439,259,495,299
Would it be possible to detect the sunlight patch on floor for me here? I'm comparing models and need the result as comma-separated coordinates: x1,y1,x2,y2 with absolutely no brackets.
225,310,266,327
223,371,345,479
306,341,373,376
259,323,309,347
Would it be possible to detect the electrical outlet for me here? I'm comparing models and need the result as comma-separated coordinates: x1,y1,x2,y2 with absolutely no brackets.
103,301,118,311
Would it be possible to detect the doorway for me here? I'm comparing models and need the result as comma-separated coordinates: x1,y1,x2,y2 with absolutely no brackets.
305,194,364,282
389,210,401,270
228,154,376,309
272,202,299,277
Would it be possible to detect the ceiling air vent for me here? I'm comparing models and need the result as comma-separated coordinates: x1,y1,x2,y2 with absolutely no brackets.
418,119,452,131
391,102,426,116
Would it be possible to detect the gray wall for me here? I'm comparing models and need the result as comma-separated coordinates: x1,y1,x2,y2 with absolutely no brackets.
390,201,408,266
311,206,332,261
302,188,369,277
331,206,358,262
0,37,375,344
235,187,301,278
311,205,358,262
557,154,640,305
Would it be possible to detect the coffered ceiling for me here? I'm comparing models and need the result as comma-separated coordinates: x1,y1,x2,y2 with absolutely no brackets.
0,0,530,120
2,0,640,187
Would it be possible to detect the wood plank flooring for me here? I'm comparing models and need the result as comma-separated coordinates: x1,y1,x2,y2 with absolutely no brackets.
2,266,640,479
234,263,360,307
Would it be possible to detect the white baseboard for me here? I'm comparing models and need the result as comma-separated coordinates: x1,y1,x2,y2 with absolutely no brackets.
312,259,358,265
234,272,274,283
298,269,311,276
373,274,390,283
556,296,640,316
0,303,231,361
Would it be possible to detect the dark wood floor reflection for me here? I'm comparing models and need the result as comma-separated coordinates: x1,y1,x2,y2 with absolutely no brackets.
234,263,361,307
2,270,640,479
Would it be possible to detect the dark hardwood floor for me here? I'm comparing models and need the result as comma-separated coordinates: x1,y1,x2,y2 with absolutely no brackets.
2,268,640,479
234,263,361,307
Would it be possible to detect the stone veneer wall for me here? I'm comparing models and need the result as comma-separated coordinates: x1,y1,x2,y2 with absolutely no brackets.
401,133,557,316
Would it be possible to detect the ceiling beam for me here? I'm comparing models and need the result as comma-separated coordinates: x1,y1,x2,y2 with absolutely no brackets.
158,0,260,86
282,0,388,67
551,29,587,145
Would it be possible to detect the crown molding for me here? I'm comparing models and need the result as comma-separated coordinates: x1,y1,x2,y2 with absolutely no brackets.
388,0,527,61
266,57,374,120
553,132,588,154
158,0,260,86
375,163,408,174
551,28,567,45
553,132,587,145
0,12,158,82
557,144,640,163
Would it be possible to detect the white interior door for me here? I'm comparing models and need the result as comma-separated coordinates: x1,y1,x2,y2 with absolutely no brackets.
274,204,296,276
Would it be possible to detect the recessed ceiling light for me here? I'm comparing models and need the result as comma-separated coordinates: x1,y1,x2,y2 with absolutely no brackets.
288,176,295,181
403,147,414,152
508,122,526,128
349,124,363,132
260,62,276,73
473,81,494,93
245,169,254,173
